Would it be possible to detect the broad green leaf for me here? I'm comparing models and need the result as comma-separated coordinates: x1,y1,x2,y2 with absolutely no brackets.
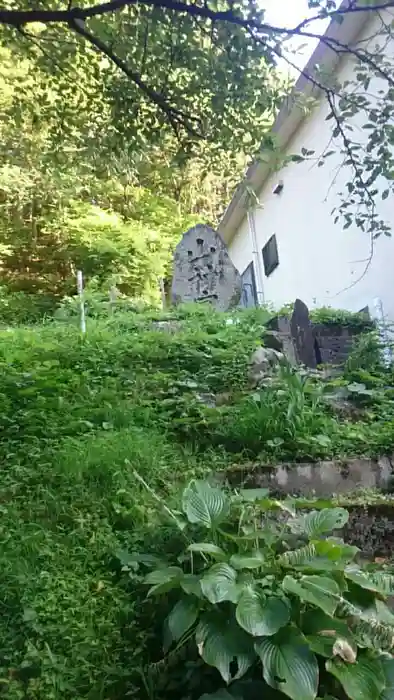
280,544,319,568
181,574,203,598
255,627,319,700
290,508,349,538
326,654,385,700
280,541,354,572
196,612,254,683
350,615,394,653
201,563,239,604
167,597,199,642
282,575,340,615
301,609,354,643
144,566,183,596
230,551,265,570
188,542,226,559
345,566,394,595
236,589,290,637
182,480,229,528
373,600,394,626
305,634,335,658
381,657,394,700
314,538,359,564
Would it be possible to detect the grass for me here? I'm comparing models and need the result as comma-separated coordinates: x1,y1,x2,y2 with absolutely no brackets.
1,304,394,699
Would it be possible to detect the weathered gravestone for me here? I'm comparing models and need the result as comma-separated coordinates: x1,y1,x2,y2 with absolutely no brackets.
290,298,317,368
171,224,241,311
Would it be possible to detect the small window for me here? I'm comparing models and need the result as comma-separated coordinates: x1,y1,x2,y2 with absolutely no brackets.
240,261,257,308
262,234,279,277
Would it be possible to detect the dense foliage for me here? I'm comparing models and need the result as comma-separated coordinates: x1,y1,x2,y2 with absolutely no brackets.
0,0,288,319
1,304,394,699
142,480,394,700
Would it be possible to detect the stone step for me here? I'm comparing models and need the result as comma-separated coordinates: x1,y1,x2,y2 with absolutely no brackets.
225,455,394,497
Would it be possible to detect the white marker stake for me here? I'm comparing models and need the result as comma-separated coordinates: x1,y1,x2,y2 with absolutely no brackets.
373,297,392,367
159,277,166,309
77,270,86,334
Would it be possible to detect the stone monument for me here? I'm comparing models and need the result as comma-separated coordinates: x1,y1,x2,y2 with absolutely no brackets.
171,224,242,311
290,298,317,368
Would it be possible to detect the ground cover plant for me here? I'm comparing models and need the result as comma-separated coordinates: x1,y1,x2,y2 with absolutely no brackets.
140,479,394,700
1,303,394,699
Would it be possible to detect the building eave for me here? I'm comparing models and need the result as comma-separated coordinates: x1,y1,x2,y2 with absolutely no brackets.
218,1,376,244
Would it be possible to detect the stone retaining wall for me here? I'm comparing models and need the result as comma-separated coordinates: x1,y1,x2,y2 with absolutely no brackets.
222,455,394,556
225,455,393,497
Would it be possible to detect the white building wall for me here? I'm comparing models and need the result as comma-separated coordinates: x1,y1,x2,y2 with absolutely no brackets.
228,10,394,319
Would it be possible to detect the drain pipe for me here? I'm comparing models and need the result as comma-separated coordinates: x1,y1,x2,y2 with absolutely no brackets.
247,206,265,305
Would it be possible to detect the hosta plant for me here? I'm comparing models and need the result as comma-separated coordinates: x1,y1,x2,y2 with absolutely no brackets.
141,480,394,700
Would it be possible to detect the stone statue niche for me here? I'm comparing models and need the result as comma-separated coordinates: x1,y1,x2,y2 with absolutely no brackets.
171,224,242,311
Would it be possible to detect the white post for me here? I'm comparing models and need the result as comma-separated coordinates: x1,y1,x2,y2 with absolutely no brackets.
109,286,118,315
373,297,392,366
159,277,166,309
77,270,86,334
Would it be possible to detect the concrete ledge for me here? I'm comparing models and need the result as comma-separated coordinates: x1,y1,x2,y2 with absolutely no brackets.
225,455,394,497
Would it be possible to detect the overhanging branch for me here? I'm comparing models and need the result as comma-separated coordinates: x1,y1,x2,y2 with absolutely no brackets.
1,0,394,35
68,16,203,137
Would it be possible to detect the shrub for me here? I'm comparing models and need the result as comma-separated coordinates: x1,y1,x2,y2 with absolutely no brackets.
140,480,394,700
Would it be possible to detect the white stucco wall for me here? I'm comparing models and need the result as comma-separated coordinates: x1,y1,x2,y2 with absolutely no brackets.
228,10,394,319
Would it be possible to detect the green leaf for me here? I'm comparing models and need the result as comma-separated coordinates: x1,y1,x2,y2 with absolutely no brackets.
372,600,394,626
167,597,199,642
201,563,239,604
144,566,183,596
345,566,394,595
255,627,319,700
313,538,359,565
182,480,229,528
381,657,394,700
326,653,385,700
290,508,349,538
181,574,203,598
236,589,290,637
196,612,254,683
280,544,320,568
305,634,335,658
280,539,356,572
301,609,353,640
349,615,394,653
230,551,265,570
282,575,340,615
188,542,226,559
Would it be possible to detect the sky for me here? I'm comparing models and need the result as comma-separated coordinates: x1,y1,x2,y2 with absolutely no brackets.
262,0,329,75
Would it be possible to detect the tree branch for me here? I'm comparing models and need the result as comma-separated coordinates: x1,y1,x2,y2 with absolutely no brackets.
1,0,394,35
68,16,203,137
